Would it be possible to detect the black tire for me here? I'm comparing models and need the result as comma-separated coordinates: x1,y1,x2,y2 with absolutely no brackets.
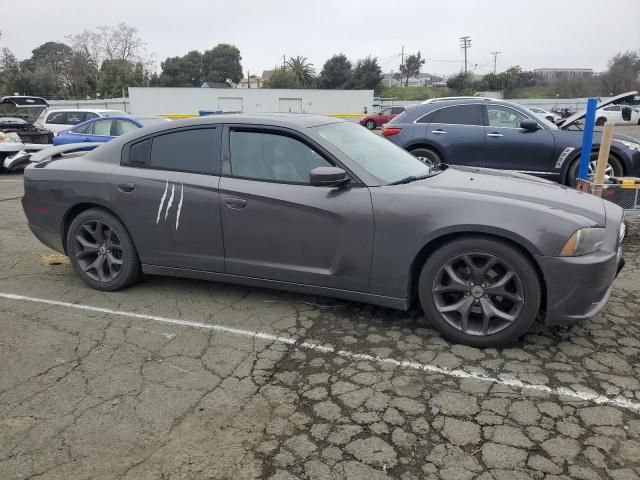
595,117,607,126
418,237,541,347
565,153,623,187
365,120,377,130
545,116,554,122
410,147,442,166
66,208,141,291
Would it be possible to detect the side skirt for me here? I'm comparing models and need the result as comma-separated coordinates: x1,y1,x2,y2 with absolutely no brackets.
142,264,410,311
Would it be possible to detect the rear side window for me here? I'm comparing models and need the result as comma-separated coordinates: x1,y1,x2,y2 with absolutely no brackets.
66,112,86,124
93,119,114,136
128,139,151,166
431,104,484,126
46,112,67,124
149,128,218,174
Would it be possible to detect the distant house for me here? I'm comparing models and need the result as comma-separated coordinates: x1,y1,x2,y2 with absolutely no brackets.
201,81,232,89
534,68,594,83
382,72,444,88
261,70,276,83
238,76,262,89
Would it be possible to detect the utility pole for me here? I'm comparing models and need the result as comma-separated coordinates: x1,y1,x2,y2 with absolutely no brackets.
400,45,405,87
490,51,501,74
282,54,286,69
459,36,472,74
247,70,250,88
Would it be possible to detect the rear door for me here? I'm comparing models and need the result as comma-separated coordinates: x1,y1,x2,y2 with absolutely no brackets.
218,125,374,292
109,126,225,272
483,104,556,173
416,104,486,165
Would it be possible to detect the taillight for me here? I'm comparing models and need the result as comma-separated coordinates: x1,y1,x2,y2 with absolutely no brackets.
382,127,402,137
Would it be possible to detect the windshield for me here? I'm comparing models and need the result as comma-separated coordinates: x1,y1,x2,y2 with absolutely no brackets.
317,122,432,184
520,106,558,130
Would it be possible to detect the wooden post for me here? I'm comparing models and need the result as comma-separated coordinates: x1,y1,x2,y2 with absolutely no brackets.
592,121,616,197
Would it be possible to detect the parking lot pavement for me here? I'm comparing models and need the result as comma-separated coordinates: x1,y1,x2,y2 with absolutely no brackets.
1,177,640,480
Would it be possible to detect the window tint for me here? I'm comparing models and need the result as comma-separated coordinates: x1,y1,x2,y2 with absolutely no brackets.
93,119,114,136
416,110,436,124
66,112,86,124
230,131,331,183
46,111,66,124
150,128,217,174
85,112,99,120
391,107,404,114
114,120,139,136
431,104,484,126
129,139,151,166
487,105,530,129
72,122,93,134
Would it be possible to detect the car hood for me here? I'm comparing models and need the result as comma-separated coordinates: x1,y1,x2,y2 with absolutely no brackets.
411,166,606,225
558,90,638,129
0,96,49,124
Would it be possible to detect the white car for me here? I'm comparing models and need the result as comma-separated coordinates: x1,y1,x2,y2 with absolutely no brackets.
594,105,640,126
42,109,125,133
528,107,561,123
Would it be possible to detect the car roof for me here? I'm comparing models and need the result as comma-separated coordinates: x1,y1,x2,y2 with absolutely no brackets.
48,108,123,113
151,113,346,129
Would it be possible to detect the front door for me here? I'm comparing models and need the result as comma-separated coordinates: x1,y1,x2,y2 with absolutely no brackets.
483,104,556,173
110,126,225,272
219,127,374,292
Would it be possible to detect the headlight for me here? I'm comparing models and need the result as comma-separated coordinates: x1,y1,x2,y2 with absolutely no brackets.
0,132,22,144
560,227,606,256
612,138,640,152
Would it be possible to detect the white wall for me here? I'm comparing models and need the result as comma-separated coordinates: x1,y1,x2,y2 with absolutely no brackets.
128,87,373,115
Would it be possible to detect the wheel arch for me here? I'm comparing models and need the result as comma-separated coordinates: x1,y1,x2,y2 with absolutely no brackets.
404,141,447,162
61,202,128,255
560,147,627,184
406,230,547,313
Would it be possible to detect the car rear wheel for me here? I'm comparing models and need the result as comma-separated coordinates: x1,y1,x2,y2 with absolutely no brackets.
418,237,541,347
365,120,377,130
410,148,441,167
67,208,141,291
566,153,623,187
595,117,607,126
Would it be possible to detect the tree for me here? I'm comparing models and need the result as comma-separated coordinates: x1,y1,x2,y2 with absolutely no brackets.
446,72,474,94
601,51,640,95
317,54,352,89
263,67,298,88
201,44,242,84
286,56,315,88
157,50,203,87
97,59,146,97
350,56,383,91
399,51,425,87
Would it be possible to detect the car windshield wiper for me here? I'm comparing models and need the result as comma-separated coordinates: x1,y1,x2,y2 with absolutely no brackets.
388,174,432,185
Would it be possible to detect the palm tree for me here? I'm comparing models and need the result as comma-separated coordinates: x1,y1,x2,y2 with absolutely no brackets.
286,56,315,88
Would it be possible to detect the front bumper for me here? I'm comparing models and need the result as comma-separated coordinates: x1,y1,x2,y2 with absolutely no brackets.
539,209,625,326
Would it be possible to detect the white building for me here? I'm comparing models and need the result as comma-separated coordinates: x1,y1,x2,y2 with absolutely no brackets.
128,87,373,115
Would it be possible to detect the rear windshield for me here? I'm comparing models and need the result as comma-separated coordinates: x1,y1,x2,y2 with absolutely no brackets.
387,111,408,124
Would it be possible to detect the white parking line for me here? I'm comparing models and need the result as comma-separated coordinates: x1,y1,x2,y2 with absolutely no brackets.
1,291,639,414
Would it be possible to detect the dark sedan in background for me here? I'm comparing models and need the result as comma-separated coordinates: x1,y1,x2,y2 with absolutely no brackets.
22,114,624,346
383,92,640,186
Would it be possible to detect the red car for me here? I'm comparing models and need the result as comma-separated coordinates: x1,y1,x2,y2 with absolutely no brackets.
359,106,405,130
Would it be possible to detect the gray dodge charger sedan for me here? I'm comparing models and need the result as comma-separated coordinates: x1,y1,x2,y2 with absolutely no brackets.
22,114,625,346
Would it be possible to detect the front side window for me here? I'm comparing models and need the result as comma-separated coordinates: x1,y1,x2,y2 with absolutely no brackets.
93,119,114,136
149,128,217,174
379,108,392,116
46,112,66,124
229,131,331,183
431,104,484,126
487,105,530,129
317,122,431,184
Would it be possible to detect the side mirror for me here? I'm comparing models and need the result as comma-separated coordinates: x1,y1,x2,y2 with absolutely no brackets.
309,166,349,187
520,119,539,131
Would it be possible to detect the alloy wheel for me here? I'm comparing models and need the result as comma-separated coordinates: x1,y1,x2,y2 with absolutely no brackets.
587,160,614,178
432,252,524,336
74,220,124,282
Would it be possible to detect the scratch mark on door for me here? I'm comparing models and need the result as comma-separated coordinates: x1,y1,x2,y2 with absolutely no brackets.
156,180,169,224
175,183,184,230
164,184,175,220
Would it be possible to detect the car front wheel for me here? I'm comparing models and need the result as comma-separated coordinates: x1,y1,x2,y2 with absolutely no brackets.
566,154,623,187
418,237,541,347
67,208,141,291
410,147,441,167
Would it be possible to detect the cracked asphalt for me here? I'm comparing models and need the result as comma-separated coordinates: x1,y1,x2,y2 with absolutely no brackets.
1,174,640,480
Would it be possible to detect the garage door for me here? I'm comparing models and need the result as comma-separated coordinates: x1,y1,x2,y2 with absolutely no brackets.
218,97,243,112
279,98,303,113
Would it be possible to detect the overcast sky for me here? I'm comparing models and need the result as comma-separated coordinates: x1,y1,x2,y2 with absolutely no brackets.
2,0,639,77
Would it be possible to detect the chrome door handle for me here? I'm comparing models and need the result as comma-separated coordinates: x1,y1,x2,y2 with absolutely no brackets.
117,182,135,192
224,197,247,209
487,133,504,138
431,130,447,135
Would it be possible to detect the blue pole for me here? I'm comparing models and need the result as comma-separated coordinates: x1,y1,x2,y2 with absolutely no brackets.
578,98,598,181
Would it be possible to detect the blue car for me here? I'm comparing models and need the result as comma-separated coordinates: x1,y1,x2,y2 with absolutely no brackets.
53,115,171,146
382,93,640,187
